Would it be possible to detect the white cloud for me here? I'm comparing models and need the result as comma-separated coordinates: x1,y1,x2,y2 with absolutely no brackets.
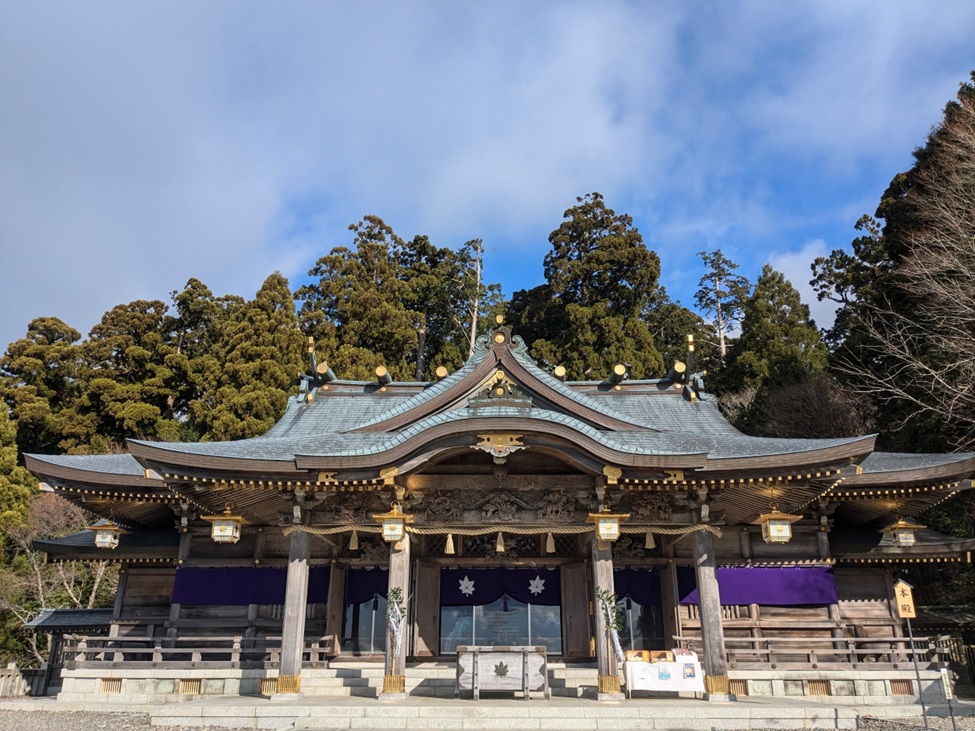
1,1,972,350
768,240,839,331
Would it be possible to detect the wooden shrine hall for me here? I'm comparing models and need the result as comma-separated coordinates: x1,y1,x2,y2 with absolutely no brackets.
25,325,975,702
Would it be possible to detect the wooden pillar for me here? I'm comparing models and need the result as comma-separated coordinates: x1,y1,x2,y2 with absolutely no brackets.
167,532,192,640
112,568,128,639
591,536,624,700
693,528,733,701
325,563,347,656
659,561,680,649
380,534,411,699
277,530,310,696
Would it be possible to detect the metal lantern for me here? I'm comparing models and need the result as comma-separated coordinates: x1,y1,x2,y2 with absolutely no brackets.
88,520,126,550
202,505,246,544
881,519,925,547
586,504,630,542
752,508,802,544
372,501,414,544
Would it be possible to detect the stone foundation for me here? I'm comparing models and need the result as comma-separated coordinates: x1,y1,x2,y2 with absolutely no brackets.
55,665,949,704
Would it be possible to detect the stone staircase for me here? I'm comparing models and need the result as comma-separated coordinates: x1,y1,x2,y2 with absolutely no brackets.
302,661,598,698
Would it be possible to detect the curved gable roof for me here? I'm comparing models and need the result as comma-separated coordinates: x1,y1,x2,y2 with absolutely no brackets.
352,330,650,433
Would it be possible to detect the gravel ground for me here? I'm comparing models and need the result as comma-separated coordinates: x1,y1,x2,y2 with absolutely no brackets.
0,709,248,731
1,709,974,731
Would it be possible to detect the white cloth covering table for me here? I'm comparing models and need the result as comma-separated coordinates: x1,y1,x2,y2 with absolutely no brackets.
623,652,705,698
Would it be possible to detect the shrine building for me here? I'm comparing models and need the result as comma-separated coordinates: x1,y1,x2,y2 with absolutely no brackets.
24,325,975,702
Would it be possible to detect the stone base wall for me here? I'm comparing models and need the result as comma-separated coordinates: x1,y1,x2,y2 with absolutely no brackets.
57,668,278,704
56,665,949,704
728,669,947,703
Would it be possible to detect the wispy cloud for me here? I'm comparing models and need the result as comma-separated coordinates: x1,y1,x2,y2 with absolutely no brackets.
1,1,973,349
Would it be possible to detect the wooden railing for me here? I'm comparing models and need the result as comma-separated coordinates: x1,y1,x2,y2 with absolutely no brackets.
62,634,329,670
674,634,943,669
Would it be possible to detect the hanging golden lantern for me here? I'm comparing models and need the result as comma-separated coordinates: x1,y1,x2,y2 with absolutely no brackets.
752,508,803,544
881,519,926,547
372,501,414,543
88,520,127,550
202,505,246,544
586,503,630,542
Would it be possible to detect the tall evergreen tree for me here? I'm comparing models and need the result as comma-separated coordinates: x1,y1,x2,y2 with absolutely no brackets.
510,193,665,380
694,250,750,361
195,273,305,441
297,217,501,381
164,279,244,439
717,265,827,394
0,317,83,455
642,299,721,377
0,406,35,532
296,216,419,380
66,300,184,451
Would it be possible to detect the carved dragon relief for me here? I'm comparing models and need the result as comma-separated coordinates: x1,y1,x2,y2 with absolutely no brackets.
422,491,464,524
319,492,388,523
628,492,674,522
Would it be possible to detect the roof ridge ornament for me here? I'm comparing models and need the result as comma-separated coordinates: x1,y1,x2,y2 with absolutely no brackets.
472,433,526,464
468,369,533,410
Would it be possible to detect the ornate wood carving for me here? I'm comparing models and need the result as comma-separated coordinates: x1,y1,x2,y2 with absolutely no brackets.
471,433,526,463
321,493,387,523
422,492,463,524
611,536,646,560
629,493,673,521
536,490,578,523
478,492,520,522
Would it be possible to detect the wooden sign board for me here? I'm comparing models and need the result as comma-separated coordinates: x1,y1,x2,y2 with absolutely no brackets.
893,579,916,619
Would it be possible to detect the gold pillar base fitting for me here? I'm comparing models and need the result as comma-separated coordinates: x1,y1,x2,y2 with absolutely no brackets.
383,674,406,694
704,674,730,695
597,674,621,694
277,674,302,694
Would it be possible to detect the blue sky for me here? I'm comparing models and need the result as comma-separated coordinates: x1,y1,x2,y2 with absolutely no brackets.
1,2,974,352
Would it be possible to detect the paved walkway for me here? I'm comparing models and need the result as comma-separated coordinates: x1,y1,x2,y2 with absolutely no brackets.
1,695,973,730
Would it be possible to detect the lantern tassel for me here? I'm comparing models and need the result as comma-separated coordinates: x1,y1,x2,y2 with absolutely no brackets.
645,531,655,549
545,532,555,554
495,531,505,553
349,530,359,551
445,533,455,555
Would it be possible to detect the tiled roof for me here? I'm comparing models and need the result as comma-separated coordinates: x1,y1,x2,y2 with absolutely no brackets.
858,451,975,473
22,333,975,483
29,453,146,476
26,608,113,631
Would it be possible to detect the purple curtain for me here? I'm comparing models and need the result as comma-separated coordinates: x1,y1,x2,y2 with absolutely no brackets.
172,566,329,605
344,567,389,605
613,567,661,606
677,566,837,606
441,567,561,606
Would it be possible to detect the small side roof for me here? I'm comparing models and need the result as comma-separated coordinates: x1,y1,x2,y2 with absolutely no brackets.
33,529,180,561
26,608,113,632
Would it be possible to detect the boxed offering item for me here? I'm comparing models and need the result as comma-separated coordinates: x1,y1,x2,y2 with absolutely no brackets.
648,650,674,663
